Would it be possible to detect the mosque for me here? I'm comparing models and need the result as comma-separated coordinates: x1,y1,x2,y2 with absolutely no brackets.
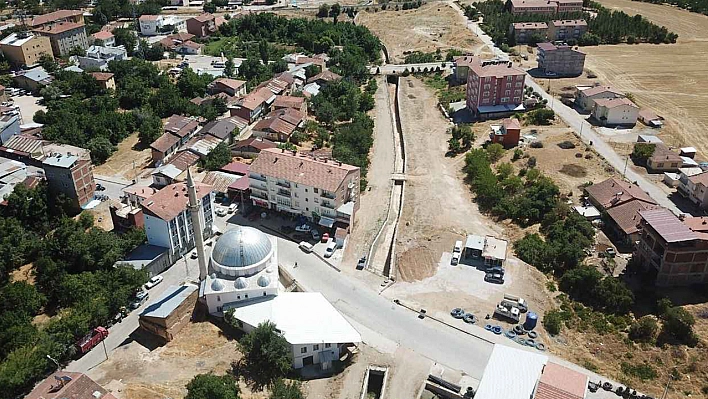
185,170,361,369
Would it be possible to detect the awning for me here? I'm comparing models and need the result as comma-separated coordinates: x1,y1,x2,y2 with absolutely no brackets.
253,199,269,208
319,216,335,228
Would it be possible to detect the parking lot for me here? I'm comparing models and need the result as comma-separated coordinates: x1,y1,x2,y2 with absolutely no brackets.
7,94,46,124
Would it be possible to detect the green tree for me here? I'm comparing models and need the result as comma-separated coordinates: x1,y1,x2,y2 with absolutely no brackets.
317,3,330,17
485,143,505,163
38,54,58,73
87,136,117,164
258,40,269,64
526,108,555,125
330,3,341,23
270,379,304,399
186,374,241,399
234,321,292,389
629,316,658,343
661,307,697,346
543,309,565,335
203,2,217,13
201,142,232,171
136,108,163,144
113,28,137,56
448,137,462,154
177,67,212,98
224,58,235,78
632,143,655,165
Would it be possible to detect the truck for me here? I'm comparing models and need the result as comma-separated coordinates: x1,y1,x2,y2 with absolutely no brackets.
451,240,463,265
76,327,109,354
493,304,520,323
501,294,528,313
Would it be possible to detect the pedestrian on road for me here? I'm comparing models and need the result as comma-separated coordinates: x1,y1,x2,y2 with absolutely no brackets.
294,262,298,268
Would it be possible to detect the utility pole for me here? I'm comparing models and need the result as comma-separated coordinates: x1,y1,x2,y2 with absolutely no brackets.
623,155,629,175
101,339,109,361
660,375,674,399
46,354,60,369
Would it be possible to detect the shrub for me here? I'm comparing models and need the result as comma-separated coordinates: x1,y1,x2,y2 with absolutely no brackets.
661,307,698,346
543,309,565,335
530,141,544,148
526,108,555,125
557,140,576,149
512,148,523,161
632,143,655,165
628,316,658,343
620,362,658,381
485,143,505,163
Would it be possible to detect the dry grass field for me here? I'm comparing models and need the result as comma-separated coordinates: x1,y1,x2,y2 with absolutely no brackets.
356,3,483,63
582,0,708,158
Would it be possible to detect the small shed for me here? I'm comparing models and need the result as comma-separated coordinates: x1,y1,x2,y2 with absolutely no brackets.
464,234,485,259
637,135,663,144
680,147,697,159
573,205,601,220
664,172,680,188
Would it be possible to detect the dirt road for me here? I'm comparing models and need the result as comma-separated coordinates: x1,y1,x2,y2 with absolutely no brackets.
394,77,502,282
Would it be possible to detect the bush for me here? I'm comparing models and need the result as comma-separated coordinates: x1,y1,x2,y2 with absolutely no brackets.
620,362,658,381
632,143,655,165
526,108,555,125
485,143,505,163
628,316,658,343
543,309,565,335
512,148,523,161
661,307,698,346
530,141,543,148
557,141,576,149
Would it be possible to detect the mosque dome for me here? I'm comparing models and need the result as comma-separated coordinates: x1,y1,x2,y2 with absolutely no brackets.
211,226,273,277
235,277,249,289
211,278,225,291
257,275,271,287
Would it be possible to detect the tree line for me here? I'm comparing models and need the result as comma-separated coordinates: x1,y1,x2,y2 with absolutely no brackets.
631,0,708,15
467,0,678,46
0,184,147,398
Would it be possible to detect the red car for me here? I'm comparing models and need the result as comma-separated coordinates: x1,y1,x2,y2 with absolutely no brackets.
321,233,330,243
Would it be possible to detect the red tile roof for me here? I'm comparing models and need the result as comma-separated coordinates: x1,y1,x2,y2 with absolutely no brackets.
581,85,623,97
30,9,83,27
211,77,246,91
229,175,250,191
253,115,297,137
165,115,198,138
150,132,180,153
250,148,358,192
234,137,276,151
238,87,274,111
89,72,114,82
139,14,160,21
689,172,708,187
192,13,215,23
606,200,661,235
594,97,638,109
167,150,200,171
273,95,305,109
142,181,212,221
33,21,85,35
503,118,521,130
585,177,656,209
92,30,114,40
307,70,342,84
534,363,587,399
221,161,250,175
25,372,118,399
640,208,698,243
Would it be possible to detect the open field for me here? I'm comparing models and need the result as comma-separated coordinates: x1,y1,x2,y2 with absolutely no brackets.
579,0,708,158
93,133,152,180
356,3,483,63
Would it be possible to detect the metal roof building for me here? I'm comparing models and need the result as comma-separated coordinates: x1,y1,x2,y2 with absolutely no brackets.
139,284,198,342
475,345,548,399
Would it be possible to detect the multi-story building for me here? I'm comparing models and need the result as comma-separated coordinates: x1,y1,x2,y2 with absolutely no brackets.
33,21,89,57
548,19,588,41
509,0,582,14
678,171,708,210
78,45,127,70
509,22,548,43
29,9,84,29
42,152,95,211
591,97,639,126
645,143,683,172
489,118,521,148
634,208,708,286
575,85,625,111
141,181,214,256
553,0,583,13
91,30,115,46
186,13,224,37
465,57,526,119
0,113,20,145
0,32,53,67
139,15,186,36
208,77,247,97
249,148,360,227
231,87,275,122
536,42,585,76
453,55,477,83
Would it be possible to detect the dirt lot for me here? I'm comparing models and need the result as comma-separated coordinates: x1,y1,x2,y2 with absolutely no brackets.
93,133,152,180
578,0,708,158
356,3,483,63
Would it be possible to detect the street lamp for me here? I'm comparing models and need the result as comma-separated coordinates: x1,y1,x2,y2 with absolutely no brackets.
46,354,60,369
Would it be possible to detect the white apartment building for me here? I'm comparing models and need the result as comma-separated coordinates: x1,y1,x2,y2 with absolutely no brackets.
141,181,214,256
248,148,360,227
139,15,186,36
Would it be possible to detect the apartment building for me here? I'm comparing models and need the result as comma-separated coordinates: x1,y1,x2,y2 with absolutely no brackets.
575,85,625,111
249,148,360,227
509,0,582,14
553,0,583,13
634,208,708,286
548,19,588,41
0,32,53,67
42,152,95,211
141,181,214,256
78,45,127,70
453,55,476,83
489,118,521,148
33,22,89,57
29,9,84,29
91,30,115,46
536,42,585,76
679,172,708,210
231,87,275,122
139,15,185,36
465,57,526,119
509,22,548,43
186,13,224,37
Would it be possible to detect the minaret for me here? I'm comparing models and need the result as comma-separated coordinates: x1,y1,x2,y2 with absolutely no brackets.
187,168,208,281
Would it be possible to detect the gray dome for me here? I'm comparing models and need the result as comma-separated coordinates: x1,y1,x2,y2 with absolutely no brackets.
235,277,248,289
257,275,271,287
211,278,225,291
212,226,273,268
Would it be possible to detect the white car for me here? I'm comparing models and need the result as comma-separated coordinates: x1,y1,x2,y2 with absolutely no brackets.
324,241,337,258
228,204,238,213
295,224,312,232
299,241,314,253
215,207,228,217
144,275,164,289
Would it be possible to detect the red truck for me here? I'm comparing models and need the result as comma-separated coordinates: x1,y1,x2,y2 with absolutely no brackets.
76,327,108,354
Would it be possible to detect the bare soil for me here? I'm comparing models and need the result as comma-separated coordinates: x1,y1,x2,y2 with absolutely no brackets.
93,133,152,180
578,0,708,158
356,3,483,63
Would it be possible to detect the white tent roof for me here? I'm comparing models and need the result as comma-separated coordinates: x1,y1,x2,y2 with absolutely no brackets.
475,345,548,399
227,292,361,345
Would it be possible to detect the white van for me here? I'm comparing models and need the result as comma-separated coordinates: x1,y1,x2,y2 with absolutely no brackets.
299,241,314,253
451,240,463,265
324,241,337,258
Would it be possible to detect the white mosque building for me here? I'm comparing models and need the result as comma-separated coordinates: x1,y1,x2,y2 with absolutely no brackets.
196,212,360,368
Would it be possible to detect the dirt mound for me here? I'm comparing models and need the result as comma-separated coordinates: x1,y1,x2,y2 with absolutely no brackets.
559,164,588,178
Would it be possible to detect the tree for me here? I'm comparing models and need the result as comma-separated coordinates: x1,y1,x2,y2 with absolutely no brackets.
577,33,600,46
526,108,555,125
224,58,235,78
632,143,655,165
258,40,269,64
38,54,58,73
136,108,163,144
113,28,137,56
270,379,304,399
629,316,658,343
448,137,462,154
485,143,505,163
317,3,330,17
177,68,212,98
186,374,240,399
201,142,232,171
661,307,697,345
234,321,291,389
203,2,217,13
543,309,564,335
330,3,341,23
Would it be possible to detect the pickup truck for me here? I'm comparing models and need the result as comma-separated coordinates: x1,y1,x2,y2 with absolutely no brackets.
493,304,520,323
501,293,528,313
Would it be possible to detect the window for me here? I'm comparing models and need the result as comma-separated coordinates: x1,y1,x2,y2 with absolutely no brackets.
504,90,510,96
507,76,513,81
325,343,331,348
305,198,308,202
301,347,307,354
313,344,319,350
501,97,509,103
314,188,318,193
245,294,248,298
263,292,266,296
237,295,241,299
314,198,319,203
305,188,308,193
217,306,222,312
217,296,221,302
505,83,511,89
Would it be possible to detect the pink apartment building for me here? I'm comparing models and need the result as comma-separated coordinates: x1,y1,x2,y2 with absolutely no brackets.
508,0,582,14
466,58,527,119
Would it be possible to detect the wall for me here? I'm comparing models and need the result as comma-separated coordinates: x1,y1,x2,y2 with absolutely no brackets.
144,214,172,249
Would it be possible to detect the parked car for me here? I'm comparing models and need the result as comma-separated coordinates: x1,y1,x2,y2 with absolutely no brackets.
295,224,311,232
487,266,505,275
324,241,337,258
605,247,617,258
311,229,320,240
145,275,164,289
129,291,149,309
299,241,314,253
215,207,228,217
356,256,367,270
321,232,330,243
484,272,504,284
228,203,238,213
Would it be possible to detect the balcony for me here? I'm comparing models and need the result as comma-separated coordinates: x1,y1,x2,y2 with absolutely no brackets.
321,200,335,209
251,191,268,200
276,181,291,189
251,183,268,192
249,174,266,182
277,189,291,197
321,191,336,200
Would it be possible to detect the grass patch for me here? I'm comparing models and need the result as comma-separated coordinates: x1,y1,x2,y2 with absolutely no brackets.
422,74,466,106
621,362,658,381
559,164,587,178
